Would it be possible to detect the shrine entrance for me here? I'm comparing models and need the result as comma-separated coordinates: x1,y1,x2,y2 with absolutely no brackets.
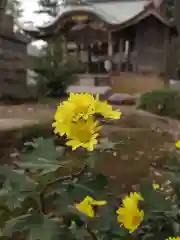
58,12,127,77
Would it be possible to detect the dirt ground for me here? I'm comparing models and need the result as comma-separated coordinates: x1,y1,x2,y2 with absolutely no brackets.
0,103,138,131
0,102,180,193
0,103,57,121
0,103,137,119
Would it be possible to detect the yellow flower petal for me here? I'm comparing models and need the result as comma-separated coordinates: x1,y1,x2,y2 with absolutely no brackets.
116,192,144,233
91,200,107,206
75,196,107,218
75,202,94,218
153,183,160,190
95,100,121,120
65,118,100,151
176,141,180,149
168,238,180,240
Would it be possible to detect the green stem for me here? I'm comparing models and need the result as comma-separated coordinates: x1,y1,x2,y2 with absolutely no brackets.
39,164,88,214
86,225,98,240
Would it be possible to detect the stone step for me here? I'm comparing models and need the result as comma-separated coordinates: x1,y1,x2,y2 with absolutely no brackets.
67,85,112,99
108,93,141,105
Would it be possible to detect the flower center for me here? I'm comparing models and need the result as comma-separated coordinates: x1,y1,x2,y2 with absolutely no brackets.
132,215,141,226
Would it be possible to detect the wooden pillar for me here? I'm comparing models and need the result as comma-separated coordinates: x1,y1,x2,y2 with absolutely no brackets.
108,31,113,73
80,44,83,64
118,37,123,73
163,28,170,81
97,42,100,75
87,44,92,74
77,45,81,63
134,27,139,73
63,38,68,58
125,40,130,72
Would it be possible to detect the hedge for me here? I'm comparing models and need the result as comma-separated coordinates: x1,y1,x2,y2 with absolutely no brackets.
138,89,180,119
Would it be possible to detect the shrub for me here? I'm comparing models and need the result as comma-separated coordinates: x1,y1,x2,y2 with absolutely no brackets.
139,89,180,119
31,38,85,98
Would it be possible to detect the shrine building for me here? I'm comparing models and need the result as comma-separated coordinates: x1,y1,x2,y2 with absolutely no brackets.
21,0,177,93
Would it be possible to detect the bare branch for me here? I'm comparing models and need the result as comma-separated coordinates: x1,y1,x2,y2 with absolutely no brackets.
39,164,88,214
86,225,98,240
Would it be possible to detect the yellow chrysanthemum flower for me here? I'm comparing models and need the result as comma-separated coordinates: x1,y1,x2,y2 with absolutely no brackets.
67,92,96,121
75,196,107,218
53,93,96,134
153,183,160,190
116,192,144,233
52,103,73,136
95,94,121,119
176,141,180,149
66,118,101,151
168,237,180,240
122,192,143,207
129,192,144,202
52,93,121,151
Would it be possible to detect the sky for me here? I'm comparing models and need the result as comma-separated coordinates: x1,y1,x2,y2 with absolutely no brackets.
21,0,50,25
20,0,50,46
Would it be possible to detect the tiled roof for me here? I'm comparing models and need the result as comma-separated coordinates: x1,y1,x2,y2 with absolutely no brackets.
19,0,173,37
40,0,148,27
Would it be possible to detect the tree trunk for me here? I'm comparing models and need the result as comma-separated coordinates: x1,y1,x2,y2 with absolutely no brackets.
0,0,7,10
0,0,7,22
174,0,180,34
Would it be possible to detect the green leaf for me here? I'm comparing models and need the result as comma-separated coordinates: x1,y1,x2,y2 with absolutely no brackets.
167,172,180,185
0,165,37,190
21,138,62,166
85,174,108,192
96,138,117,152
140,181,170,213
3,213,59,240
0,165,37,209
61,183,95,204
15,159,60,171
70,227,89,240
27,215,58,240
60,173,109,203
2,213,32,236
94,202,128,238
0,182,35,210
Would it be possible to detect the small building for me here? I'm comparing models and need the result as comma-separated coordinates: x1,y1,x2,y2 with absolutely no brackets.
0,10,30,98
21,0,177,94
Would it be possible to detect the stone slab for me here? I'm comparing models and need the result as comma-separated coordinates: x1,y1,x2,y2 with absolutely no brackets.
108,93,139,105
67,85,111,99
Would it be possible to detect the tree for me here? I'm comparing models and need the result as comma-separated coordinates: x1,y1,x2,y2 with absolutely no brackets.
36,0,60,17
33,0,85,97
32,37,83,97
6,0,23,19
0,0,7,23
0,0,8,10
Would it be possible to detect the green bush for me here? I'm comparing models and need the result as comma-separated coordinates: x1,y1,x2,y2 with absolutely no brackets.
139,89,180,119
31,38,85,98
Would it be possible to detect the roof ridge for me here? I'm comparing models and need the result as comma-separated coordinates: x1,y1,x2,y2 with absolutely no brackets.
91,0,146,4
91,2,119,23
